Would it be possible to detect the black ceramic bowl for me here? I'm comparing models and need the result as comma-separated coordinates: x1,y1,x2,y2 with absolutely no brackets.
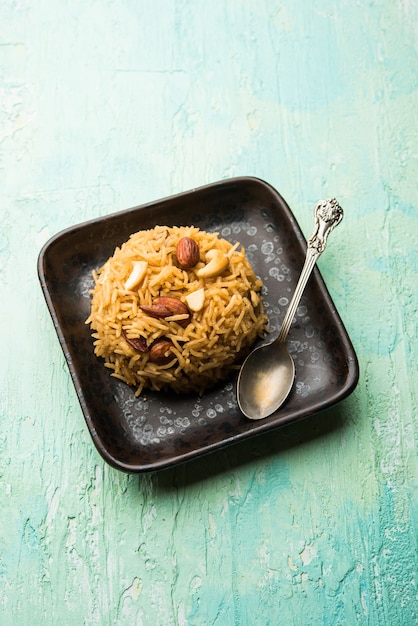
38,177,359,472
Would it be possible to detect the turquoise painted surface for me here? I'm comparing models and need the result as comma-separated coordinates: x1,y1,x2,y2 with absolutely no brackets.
1,1,417,624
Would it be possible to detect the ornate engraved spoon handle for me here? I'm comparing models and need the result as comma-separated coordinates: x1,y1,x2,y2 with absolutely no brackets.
277,199,344,343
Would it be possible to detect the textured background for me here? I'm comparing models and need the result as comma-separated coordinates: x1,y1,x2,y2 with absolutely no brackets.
1,1,417,624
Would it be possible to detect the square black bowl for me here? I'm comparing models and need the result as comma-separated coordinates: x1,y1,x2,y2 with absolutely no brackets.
38,177,359,472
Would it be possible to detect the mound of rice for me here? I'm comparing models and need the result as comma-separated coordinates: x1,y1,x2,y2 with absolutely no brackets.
86,225,267,395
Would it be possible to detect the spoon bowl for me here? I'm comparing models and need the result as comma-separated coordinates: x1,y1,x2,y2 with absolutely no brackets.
237,198,344,420
237,341,295,420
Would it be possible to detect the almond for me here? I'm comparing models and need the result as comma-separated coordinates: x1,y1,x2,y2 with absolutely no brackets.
140,303,173,318
140,296,191,327
149,339,176,364
122,330,149,353
176,237,200,268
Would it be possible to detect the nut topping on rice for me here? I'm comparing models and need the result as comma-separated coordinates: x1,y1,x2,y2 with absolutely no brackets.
86,225,268,396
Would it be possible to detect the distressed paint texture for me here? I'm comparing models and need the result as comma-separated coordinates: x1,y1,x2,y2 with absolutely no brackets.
1,1,417,624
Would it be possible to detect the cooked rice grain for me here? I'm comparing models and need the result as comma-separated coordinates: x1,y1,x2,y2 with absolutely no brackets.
86,225,267,395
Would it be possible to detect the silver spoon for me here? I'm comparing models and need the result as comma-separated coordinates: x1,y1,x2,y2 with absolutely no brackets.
237,198,344,420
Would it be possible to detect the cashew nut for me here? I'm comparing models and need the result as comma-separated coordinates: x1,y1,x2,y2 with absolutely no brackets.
124,261,148,290
196,249,229,278
185,287,205,311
